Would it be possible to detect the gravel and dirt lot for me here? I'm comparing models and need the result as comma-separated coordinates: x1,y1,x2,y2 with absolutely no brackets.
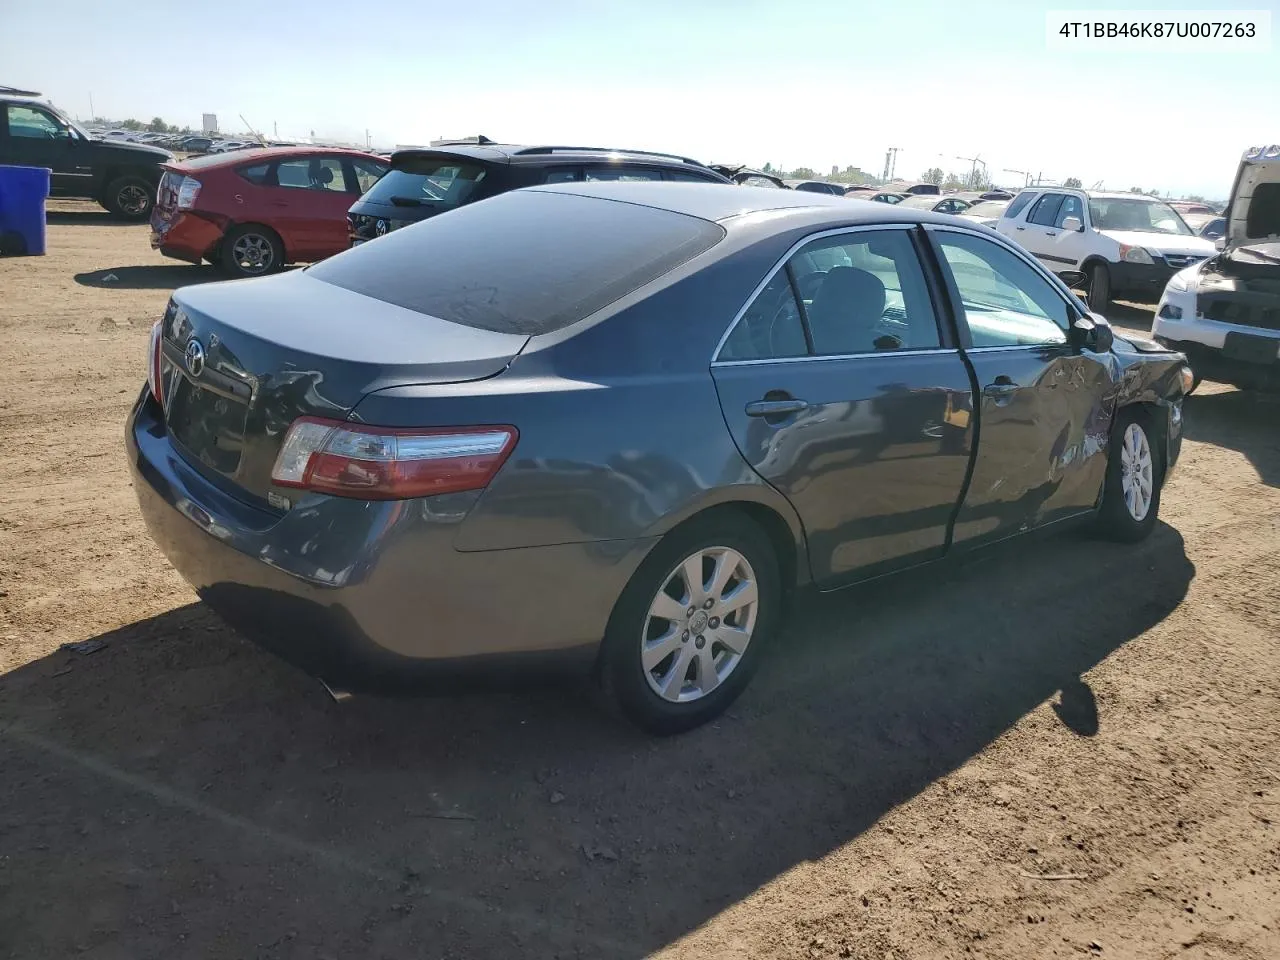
1,201,1278,960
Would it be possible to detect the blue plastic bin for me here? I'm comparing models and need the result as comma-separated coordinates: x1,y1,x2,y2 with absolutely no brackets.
0,164,52,256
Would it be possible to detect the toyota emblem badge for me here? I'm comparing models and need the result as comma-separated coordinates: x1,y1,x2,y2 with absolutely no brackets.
184,338,206,377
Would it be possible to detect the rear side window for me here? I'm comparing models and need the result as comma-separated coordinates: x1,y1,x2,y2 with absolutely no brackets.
308,190,725,335
276,156,346,192
238,163,270,185
1027,194,1065,226
1004,191,1036,219
360,157,489,211
584,166,662,182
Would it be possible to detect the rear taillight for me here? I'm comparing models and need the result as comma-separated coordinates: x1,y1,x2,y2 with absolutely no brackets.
271,417,518,500
176,176,201,210
147,319,164,405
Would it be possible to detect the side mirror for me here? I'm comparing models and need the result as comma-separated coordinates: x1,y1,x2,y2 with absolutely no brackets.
1060,216,1084,233
1215,236,1226,251
1070,314,1114,353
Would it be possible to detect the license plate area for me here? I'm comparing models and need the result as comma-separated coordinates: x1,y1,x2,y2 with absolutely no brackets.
1222,332,1280,365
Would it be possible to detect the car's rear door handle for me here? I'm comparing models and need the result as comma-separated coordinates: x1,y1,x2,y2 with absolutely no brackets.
1014,226,1026,231
745,398,808,418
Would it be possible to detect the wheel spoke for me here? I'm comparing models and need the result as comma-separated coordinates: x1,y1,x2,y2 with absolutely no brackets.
680,555,706,607
648,591,687,623
712,624,751,656
718,579,757,617
660,644,695,699
707,550,737,603
694,647,721,695
642,627,684,672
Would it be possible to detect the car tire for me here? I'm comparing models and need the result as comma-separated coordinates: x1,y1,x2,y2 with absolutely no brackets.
1086,262,1112,311
220,224,284,278
598,514,781,735
103,176,155,221
1095,407,1162,542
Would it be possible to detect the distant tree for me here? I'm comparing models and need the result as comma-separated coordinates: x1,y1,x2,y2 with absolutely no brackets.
1147,189,1162,197
922,167,944,185
762,162,774,173
147,117,168,132
790,166,817,179
1129,186,1145,194
942,172,965,192
1186,193,1206,202
1063,177,1082,188
120,118,144,131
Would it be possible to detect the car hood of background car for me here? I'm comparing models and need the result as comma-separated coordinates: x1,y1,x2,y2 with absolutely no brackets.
173,270,530,388
1225,146,1280,250
92,138,173,162
1097,229,1217,257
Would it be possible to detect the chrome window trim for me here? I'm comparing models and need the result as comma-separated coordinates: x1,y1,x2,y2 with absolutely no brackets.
713,347,958,368
962,343,1067,354
709,222,918,363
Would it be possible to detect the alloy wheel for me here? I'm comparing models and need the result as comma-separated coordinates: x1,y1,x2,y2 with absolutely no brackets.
641,546,758,703
1119,422,1154,522
117,184,149,217
231,234,274,274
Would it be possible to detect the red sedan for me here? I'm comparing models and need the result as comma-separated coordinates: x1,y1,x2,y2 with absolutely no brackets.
151,146,388,278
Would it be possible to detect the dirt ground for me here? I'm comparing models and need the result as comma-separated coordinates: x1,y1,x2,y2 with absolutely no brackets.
1,201,1278,960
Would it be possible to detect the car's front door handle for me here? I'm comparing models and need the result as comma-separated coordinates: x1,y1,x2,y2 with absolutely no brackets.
983,379,1019,400
1014,226,1026,231
745,398,808,418
1045,230,1057,237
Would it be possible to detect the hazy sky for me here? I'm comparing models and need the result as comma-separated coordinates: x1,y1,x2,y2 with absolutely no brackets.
3,0,1276,197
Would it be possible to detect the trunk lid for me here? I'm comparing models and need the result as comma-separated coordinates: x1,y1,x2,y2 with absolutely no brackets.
157,270,528,504
1225,145,1280,250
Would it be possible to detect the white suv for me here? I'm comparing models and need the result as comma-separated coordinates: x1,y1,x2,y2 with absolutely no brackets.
1152,145,1280,392
996,188,1216,310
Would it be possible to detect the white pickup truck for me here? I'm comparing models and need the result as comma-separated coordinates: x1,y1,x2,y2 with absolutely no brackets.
995,187,1216,310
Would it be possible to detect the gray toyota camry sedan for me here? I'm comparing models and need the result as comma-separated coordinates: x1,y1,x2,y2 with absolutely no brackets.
128,182,1193,734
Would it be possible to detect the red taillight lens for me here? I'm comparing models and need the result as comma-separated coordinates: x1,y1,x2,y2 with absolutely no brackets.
271,417,518,500
147,320,164,405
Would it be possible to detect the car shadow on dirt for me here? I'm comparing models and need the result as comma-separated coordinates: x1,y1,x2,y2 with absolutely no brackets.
73,264,220,289
0,522,1193,958
45,209,138,227
1184,387,1280,487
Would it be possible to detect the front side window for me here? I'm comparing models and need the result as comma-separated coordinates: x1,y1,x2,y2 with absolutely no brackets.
717,229,942,361
1055,194,1085,227
933,231,1071,347
275,156,346,192
1027,194,1065,227
1087,197,1193,235
7,105,68,140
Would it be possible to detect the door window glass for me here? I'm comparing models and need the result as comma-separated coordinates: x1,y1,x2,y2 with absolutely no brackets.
1055,194,1084,227
542,168,581,183
7,105,68,139
275,156,346,192
1027,193,1065,226
718,270,807,361
792,230,942,355
934,232,1071,347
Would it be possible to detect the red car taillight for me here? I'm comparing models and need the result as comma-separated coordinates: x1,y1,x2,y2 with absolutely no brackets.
270,417,518,500
147,320,164,405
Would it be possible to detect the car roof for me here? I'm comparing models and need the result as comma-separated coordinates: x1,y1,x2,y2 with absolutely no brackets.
1087,191,1165,201
528,181,969,229
392,141,712,170
169,145,380,168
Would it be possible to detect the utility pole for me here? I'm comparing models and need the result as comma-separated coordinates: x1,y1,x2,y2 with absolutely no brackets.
955,155,984,188
882,147,900,183
273,120,278,138
366,128,371,149
88,92,95,120
1003,167,1031,187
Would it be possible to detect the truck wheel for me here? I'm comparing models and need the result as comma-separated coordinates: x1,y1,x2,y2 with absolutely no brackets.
1095,407,1162,542
220,224,284,278
103,176,154,221
1086,263,1112,311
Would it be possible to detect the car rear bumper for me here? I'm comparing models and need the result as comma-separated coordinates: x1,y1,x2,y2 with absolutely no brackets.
150,209,223,264
126,391,655,690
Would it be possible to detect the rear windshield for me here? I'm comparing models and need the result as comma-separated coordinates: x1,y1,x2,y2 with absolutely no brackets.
359,156,488,208
308,189,725,335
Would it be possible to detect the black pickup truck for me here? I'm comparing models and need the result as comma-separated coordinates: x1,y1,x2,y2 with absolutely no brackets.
0,88,171,220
